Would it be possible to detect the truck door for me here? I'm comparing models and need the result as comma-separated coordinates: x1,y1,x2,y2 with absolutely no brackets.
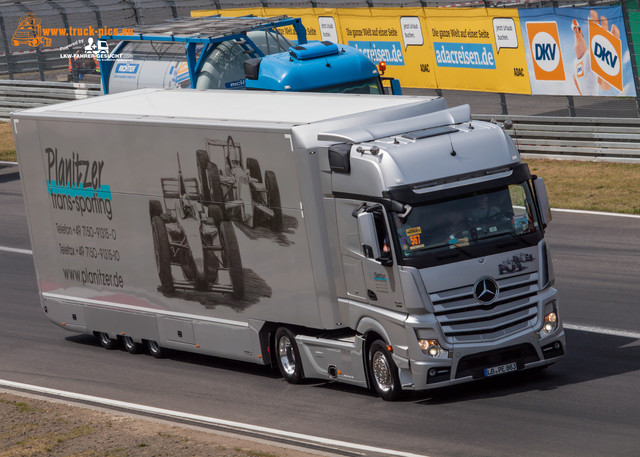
359,206,405,312
336,200,404,311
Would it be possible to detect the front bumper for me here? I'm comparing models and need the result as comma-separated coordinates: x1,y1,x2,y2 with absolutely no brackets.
404,326,566,391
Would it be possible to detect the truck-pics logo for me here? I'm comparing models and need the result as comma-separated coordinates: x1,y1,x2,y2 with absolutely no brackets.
12,14,51,47
12,14,133,48
527,22,566,81
589,19,623,91
45,147,113,220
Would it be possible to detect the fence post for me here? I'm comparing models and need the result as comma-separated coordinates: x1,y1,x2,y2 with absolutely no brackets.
35,48,45,80
567,96,576,117
499,93,508,115
80,0,103,28
49,1,73,48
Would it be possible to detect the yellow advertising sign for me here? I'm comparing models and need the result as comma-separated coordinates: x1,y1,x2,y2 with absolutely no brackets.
424,8,531,94
266,8,335,42
336,8,437,89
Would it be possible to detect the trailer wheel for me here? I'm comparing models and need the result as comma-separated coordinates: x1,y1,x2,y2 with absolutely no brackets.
265,171,283,232
149,200,163,219
220,221,244,300
275,327,304,384
122,336,143,354
368,340,404,401
152,215,174,293
97,332,118,350
196,149,211,202
146,340,166,359
246,158,262,183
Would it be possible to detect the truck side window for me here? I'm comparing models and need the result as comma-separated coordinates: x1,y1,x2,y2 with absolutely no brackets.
373,211,391,258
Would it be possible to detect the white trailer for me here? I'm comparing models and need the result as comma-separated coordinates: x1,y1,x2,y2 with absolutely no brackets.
13,89,564,400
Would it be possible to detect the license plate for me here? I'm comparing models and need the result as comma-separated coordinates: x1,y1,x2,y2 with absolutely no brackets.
484,362,517,377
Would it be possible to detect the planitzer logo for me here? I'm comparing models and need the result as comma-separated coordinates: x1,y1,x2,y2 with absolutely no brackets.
45,147,113,220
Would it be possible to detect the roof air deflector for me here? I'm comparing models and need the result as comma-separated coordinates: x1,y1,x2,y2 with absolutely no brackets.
403,125,458,140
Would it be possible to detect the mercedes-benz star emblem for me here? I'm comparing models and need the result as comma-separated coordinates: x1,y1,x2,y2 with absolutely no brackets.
474,277,499,304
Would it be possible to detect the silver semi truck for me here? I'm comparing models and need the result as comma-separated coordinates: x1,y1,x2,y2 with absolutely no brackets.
13,89,564,400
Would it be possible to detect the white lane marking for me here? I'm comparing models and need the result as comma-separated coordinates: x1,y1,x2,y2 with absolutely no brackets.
0,245,32,255
552,208,640,219
0,379,429,457
0,161,18,166
564,323,640,339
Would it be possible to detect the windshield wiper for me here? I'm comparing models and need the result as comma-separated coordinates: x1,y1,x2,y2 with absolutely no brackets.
497,231,535,247
477,230,535,248
436,243,474,260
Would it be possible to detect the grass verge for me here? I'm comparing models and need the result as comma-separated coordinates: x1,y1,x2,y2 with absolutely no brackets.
526,158,640,215
0,122,14,162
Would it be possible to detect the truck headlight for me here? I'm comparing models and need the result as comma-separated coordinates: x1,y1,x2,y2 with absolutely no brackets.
418,339,442,358
540,311,558,336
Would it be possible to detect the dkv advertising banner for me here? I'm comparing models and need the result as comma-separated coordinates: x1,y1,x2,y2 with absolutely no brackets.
520,6,636,96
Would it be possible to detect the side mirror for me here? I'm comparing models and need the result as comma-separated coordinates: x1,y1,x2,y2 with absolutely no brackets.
357,212,381,259
534,177,552,227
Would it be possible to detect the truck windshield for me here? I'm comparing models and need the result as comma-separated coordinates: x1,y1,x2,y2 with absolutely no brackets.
393,182,542,267
311,77,383,94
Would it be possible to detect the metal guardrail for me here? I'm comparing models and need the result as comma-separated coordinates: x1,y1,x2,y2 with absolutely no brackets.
474,114,640,163
0,79,100,119
1,81,639,163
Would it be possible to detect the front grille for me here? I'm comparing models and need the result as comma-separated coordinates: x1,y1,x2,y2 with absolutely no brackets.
430,272,540,344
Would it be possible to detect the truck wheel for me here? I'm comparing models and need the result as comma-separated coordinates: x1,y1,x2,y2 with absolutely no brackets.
220,221,244,300
147,340,167,359
152,215,174,293
149,200,163,219
368,340,404,401
265,171,283,232
196,150,211,202
246,158,262,183
122,336,143,354
146,340,167,359
275,327,304,384
97,332,118,350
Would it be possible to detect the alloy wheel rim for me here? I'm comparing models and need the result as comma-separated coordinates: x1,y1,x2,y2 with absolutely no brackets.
372,351,393,392
278,336,296,376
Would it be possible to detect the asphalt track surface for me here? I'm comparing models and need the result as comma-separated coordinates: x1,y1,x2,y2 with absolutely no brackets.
1,161,639,457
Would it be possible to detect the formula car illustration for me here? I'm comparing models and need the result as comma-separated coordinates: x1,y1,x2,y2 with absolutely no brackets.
196,135,283,232
149,154,244,299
